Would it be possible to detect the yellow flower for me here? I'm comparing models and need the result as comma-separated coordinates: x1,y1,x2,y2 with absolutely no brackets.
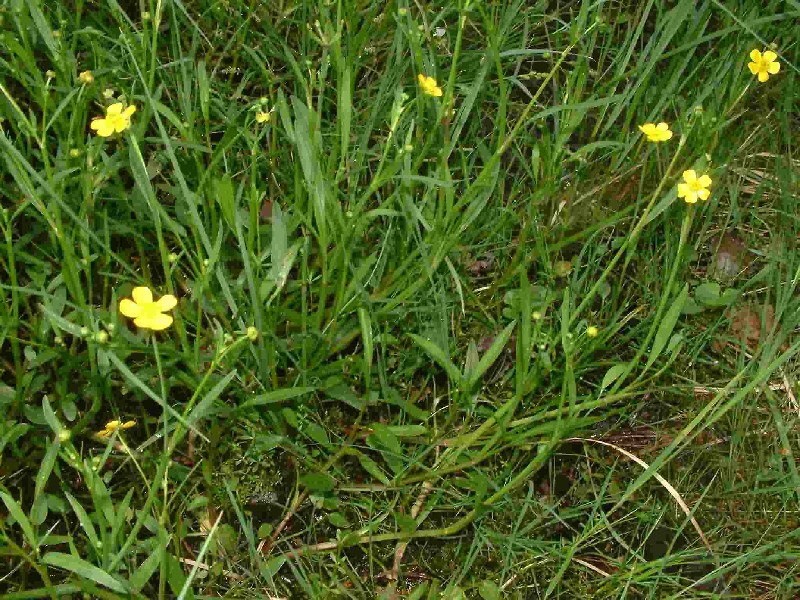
677,170,712,204
97,419,136,438
638,122,673,142
78,70,94,84
747,49,780,82
255,111,271,124
119,286,177,331
417,73,443,97
586,326,599,338
90,102,136,137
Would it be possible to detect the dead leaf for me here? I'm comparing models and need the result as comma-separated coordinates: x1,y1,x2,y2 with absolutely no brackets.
730,304,775,350
709,231,748,278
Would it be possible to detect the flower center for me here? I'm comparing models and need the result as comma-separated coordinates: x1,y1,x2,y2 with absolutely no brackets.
139,302,161,318
109,114,127,128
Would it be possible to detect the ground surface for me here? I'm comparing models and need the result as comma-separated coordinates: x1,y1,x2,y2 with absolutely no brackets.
1,0,799,598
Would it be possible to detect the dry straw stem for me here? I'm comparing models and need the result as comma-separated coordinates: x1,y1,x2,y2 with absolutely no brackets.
570,437,714,555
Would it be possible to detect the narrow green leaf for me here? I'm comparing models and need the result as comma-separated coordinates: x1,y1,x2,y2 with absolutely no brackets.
645,284,688,370
187,371,236,425
41,396,61,436
235,386,315,411
41,552,129,594
270,203,287,282
106,350,205,441
385,425,427,438
356,452,390,484
129,540,164,592
64,492,100,551
600,364,628,392
358,307,374,378
466,321,516,390
33,437,60,500
408,333,463,387
215,176,237,232
0,491,38,550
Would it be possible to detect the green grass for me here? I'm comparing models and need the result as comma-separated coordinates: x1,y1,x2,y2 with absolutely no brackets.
1,0,799,597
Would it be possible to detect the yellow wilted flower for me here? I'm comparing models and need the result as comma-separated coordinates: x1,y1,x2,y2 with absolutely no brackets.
119,286,177,331
586,326,599,338
417,73,443,97
78,70,94,84
677,170,712,204
97,419,136,437
90,102,136,137
638,122,673,142
255,111,271,124
747,49,780,82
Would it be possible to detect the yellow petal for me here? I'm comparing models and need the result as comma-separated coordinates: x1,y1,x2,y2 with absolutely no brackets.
136,313,173,331
682,189,698,204
749,49,762,62
767,61,780,74
431,87,443,97
119,298,143,318
121,420,136,429
758,71,769,82
131,286,153,305
698,174,712,187
762,51,777,63
156,294,177,311
107,102,124,116
697,189,710,201
677,183,690,198
682,170,697,184
418,74,427,86
638,124,651,134
656,122,669,131
662,130,673,140
105,420,121,430
91,119,114,137
747,62,759,75
123,105,137,118
97,430,111,437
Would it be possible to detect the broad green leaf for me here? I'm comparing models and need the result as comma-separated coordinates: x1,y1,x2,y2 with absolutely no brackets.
478,580,501,600
694,282,739,308
41,552,128,594
304,421,330,446
300,472,335,492
259,556,287,583
327,512,349,528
